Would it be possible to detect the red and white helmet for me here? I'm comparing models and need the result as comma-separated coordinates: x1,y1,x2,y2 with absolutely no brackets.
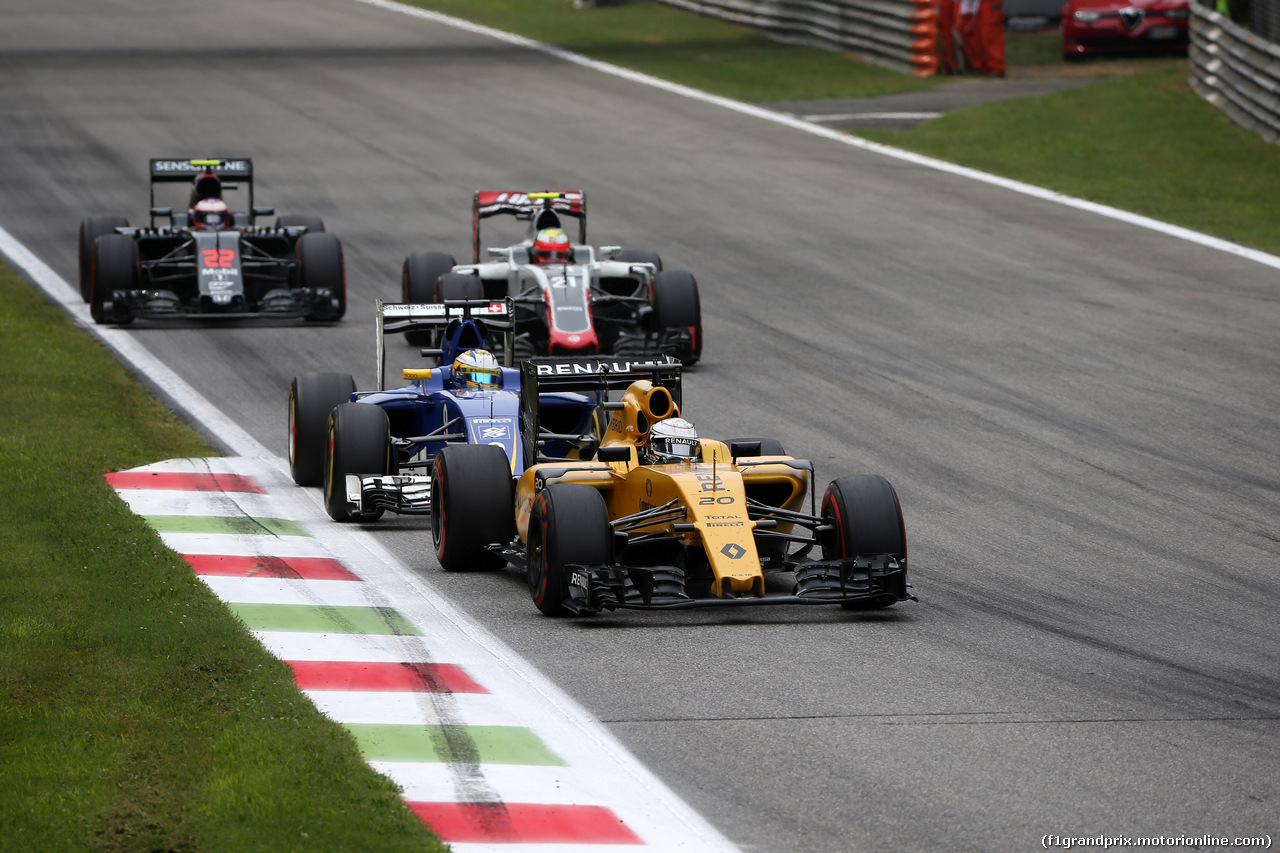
644,417,699,464
192,197,231,230
532,227,571,263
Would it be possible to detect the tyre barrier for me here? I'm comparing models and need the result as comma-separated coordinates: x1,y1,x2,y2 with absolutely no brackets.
660,0,939,76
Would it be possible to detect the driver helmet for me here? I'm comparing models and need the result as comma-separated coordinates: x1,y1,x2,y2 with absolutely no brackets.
644,417,700,464
532,227,572,264
451,348,501,390
192,197,232,230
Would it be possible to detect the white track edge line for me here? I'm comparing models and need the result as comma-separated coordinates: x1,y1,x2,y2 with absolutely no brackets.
350,0,1280,273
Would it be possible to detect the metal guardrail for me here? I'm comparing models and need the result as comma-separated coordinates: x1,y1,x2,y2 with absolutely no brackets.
658,0,938,76
1189,2,1280,144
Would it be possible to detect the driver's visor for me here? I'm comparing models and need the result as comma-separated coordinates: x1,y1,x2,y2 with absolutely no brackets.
458,368,500,387
655,438,699,457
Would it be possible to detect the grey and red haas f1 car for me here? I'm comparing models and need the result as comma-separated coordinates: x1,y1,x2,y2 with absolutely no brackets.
429,358,916,616
78,158,344,324
401,190,703,364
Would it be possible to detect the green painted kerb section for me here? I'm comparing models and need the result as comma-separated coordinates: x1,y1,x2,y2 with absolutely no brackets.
144,515,309,537
345,724,565,766
227,603,422,636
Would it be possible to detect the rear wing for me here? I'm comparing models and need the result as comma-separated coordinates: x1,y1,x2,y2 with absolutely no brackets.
519,356,681,465
148,158,255,224
375,298,514,390
472,190,586,263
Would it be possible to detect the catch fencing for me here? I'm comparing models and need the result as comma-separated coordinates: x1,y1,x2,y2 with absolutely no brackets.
1189,2,1280,143
657,0,938,76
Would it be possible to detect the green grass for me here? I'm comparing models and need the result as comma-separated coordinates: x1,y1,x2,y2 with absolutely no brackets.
403,0,1280,254
0,264,446,852
859,67,1280,254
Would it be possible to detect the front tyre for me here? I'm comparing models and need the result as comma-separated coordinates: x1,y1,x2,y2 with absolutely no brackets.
527,484,610,617
821,475,908,609
650,269,702,366
90,234,138,325
431,444,514,572
298,232,346,321
289,372,356,486
79,215,128,301
323,403,391,522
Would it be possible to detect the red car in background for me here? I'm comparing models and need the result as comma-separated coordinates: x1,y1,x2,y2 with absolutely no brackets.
1062,0,1190,58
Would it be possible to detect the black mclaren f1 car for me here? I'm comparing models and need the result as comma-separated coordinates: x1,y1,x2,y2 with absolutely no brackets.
78,158,345,324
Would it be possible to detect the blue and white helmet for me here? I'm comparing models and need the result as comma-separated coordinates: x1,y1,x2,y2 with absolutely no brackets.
452,348,501,389
645,417,699,464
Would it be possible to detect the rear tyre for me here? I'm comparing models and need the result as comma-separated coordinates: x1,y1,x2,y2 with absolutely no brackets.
436,272,484,302
431,444,514,572
289,372,356,486
275,213,325,233
650,269,702,366
79,215,128,301
527,484,610,617
298,232,346,321
613,249,663,271
403,251,457,345
821,475,907,609
90,234,138,325
323,403,391,522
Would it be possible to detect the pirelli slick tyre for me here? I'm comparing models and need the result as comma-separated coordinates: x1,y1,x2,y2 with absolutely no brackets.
275,213,325,233
402,251,457,346
436,272,483,302
323,403,391,523
612,249,663,271
90,233,138,325
650,269,702,366
821,475,907,610
79,215,128,301
298,232,346,322
289,372,356,487
527,484,610,617
431,444,513,572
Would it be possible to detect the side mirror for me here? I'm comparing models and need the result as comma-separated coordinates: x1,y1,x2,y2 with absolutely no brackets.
252,206,275,217
150,206,173,218
487,247,506,258
729,440,762,461
596,445,631,463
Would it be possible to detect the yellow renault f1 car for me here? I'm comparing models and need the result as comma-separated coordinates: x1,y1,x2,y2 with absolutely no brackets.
429,358,914,616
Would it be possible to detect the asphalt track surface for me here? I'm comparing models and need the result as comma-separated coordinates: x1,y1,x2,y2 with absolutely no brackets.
3,1,1278,850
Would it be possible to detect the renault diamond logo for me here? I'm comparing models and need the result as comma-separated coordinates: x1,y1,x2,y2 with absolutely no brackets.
720,543,746,560
1119,7,1144,29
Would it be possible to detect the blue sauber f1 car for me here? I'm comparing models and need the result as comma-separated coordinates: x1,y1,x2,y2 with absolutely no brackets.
288,299,603,522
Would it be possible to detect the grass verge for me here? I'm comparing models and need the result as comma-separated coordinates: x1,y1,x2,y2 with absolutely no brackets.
0,263,446,852
401,0,1280,255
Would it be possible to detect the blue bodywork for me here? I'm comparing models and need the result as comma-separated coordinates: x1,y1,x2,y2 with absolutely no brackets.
353,312,595,476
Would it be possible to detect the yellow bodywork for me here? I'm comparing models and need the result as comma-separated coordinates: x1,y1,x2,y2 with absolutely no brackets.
515,380,808,598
